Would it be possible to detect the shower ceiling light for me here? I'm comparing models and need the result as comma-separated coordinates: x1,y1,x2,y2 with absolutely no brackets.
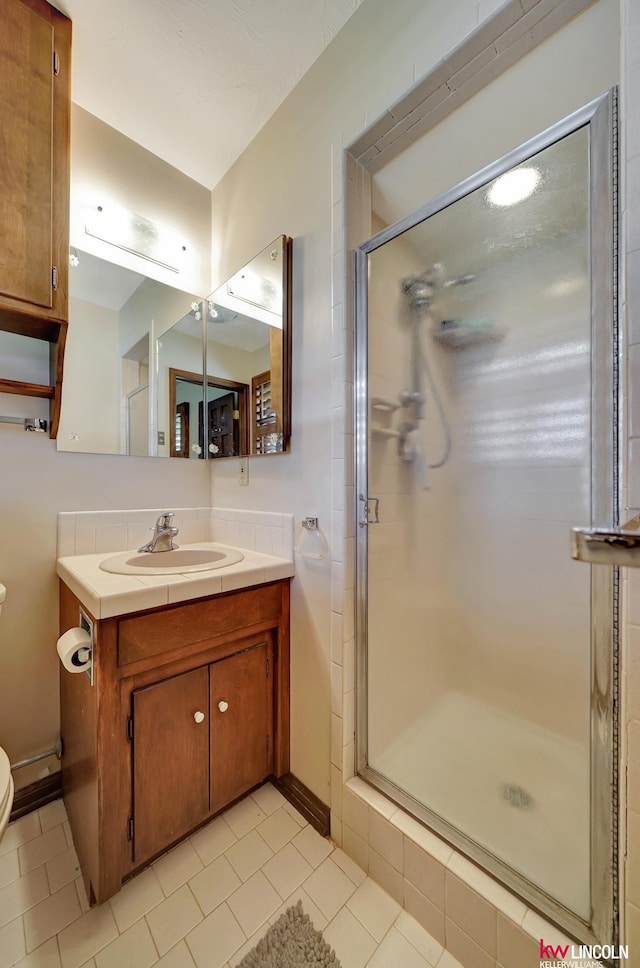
487,167,541,207
548,277,586,298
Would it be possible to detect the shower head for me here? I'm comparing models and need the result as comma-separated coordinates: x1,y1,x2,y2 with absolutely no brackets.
401,274,437,310
443,273,476,288
401,264,475,312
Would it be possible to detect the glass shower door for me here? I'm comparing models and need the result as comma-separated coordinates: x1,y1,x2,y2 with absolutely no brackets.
355,94,617,940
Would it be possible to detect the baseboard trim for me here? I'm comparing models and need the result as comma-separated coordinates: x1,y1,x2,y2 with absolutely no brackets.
10,772,63,822
270,772,330,837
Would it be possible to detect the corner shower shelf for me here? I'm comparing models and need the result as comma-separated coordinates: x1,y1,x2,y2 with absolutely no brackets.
431,322,503,350
371,396,399,413
371,427,400,439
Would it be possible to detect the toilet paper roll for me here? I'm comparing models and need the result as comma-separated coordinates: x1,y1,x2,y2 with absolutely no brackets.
57,627,92,674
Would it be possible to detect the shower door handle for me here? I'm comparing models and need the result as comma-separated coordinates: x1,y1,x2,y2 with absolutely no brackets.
571,513,640,566
359,494,380,527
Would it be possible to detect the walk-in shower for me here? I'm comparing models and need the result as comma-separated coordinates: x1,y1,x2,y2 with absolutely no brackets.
355,92,618,944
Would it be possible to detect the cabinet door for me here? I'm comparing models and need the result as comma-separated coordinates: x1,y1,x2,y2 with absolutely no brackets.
132,667,209,865
210,642,272,813
0,0,69,314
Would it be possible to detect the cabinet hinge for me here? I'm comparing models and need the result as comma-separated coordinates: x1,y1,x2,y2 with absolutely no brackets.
266,658,269,678
51,266,58,291
126,716,133,742
53,51,60,76
127,816,134,841
266,734,269,756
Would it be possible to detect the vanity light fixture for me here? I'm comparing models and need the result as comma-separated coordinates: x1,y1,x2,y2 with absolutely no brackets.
227,269,279,313
487,166,541,207
85,203,186,273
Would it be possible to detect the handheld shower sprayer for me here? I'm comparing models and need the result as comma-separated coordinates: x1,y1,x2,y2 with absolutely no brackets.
398,262,473,481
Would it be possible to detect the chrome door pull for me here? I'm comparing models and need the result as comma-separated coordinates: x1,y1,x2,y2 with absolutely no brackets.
359,494,380,527
571,513,640,566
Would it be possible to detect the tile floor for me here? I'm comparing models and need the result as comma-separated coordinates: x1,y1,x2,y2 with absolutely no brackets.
0,784,463,968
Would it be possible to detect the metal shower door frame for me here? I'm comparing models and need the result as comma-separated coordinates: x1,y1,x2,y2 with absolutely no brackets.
354,89,619,945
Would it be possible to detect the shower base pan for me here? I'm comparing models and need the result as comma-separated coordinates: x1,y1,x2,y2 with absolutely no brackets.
370,689,589,919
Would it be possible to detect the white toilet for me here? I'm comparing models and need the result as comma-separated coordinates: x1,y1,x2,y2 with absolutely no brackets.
0,747,14,842
0,582,14,842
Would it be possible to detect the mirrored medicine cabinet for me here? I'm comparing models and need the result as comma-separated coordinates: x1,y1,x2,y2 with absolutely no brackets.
56,235,292,459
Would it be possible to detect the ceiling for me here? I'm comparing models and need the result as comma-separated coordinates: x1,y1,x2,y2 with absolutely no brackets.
55,0,364,190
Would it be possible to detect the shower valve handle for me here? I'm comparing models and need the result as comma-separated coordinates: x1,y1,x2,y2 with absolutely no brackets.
359,494,380,528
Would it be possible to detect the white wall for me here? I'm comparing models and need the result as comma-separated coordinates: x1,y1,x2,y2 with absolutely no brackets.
0,109,213,789
57,297,120,453
206,338,270,388
0,332,50,388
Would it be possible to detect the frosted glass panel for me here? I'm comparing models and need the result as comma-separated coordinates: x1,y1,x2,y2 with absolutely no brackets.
365,127,591,918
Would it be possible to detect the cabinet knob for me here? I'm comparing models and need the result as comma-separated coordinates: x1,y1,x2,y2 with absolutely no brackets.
217,700,229,713
193,711,205,724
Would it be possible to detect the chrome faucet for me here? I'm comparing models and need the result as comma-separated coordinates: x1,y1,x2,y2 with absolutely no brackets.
138,512,179,553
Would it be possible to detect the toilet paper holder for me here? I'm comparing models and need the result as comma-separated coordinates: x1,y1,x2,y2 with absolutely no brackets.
79,607,95,686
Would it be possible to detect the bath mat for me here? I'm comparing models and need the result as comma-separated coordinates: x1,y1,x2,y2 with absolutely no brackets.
238,900,342,967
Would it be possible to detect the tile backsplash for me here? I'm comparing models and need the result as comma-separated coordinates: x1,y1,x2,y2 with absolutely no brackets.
56,507,294,559
210,507,294,559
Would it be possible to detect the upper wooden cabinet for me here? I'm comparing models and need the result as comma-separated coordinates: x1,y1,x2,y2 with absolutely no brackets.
0,0,71,435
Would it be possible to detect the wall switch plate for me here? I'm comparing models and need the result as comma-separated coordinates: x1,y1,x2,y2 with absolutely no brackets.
239,458,249,486
157,431,165,446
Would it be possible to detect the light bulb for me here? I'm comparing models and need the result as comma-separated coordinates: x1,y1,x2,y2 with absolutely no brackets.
487,167,541,207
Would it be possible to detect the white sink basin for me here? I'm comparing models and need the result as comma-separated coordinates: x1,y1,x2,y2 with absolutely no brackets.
99,545,244,576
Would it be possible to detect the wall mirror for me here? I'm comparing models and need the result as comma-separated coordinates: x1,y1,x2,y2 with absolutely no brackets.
203,235,292,457
57,235,292,458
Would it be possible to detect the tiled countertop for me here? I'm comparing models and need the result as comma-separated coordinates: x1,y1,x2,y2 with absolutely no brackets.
57,542,294,619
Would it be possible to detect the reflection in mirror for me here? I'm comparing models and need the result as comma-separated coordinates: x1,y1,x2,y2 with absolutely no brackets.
169,370,202,458
203,379,249,458
205,235,292,456
57,251,200,455
166,369,250,459
57,236,292,458
155,306,203,458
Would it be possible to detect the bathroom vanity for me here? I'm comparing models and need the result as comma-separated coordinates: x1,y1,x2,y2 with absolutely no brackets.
57,546,292,904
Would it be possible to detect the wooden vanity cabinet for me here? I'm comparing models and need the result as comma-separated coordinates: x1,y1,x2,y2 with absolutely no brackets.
131,641,274,867
0,0,71,436
59,579,290,904
131,666,211,867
